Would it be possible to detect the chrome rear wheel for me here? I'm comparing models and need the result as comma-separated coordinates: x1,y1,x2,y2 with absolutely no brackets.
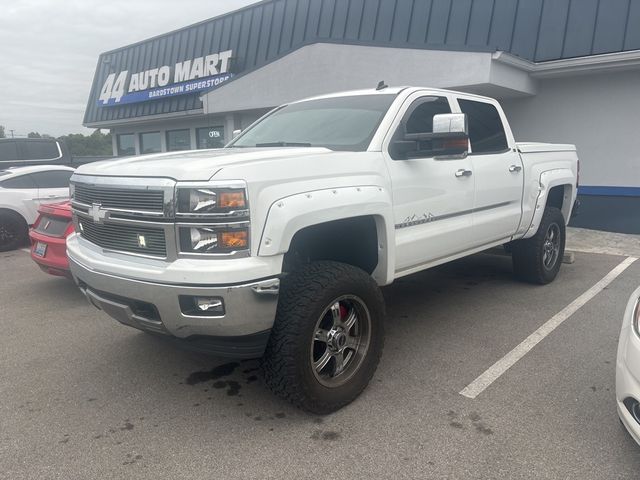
542,223,561,270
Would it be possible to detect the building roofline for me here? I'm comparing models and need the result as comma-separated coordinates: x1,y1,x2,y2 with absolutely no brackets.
493,49,640,77
98,0,269,57
83,108,204,129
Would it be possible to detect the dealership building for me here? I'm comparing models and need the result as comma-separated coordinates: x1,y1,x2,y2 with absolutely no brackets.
84,0,639,233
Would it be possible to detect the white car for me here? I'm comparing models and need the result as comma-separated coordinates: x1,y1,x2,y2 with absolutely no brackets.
616,286,640,444
0,165,74,251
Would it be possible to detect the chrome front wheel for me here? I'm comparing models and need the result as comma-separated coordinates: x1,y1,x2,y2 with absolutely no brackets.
262,261,385,414
311,295,371,388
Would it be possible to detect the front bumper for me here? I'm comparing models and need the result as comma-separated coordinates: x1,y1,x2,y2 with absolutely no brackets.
616,346,640,445
616,288,640,445
69,256,280,358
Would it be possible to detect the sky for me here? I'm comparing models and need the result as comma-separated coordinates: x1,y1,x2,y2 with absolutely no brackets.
0,0,260,138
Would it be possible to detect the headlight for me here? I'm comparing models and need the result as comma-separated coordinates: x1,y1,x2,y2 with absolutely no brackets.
633,297,640,337
177,187,247,215
178,226,249,254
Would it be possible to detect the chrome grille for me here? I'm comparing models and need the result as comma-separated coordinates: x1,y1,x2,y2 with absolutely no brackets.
74,184,165,212
78,219,167,257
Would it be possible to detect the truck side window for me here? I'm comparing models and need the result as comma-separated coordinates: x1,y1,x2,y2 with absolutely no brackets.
0,141,19,161
21,140,61,160
405,97,451,134
390,96,451,160
458,99,508,154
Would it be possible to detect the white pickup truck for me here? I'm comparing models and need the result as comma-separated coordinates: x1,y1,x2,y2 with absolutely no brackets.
67,86,578,413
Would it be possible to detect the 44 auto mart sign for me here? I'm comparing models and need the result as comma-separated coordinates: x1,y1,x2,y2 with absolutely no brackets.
97,50,233,107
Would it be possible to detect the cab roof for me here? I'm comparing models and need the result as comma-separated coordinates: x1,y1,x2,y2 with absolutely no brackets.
292,86,496,104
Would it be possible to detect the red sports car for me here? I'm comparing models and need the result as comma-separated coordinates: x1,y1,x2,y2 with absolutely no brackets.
29,201,73,277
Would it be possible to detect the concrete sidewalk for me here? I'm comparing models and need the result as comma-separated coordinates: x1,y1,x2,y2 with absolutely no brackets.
567,227,640,257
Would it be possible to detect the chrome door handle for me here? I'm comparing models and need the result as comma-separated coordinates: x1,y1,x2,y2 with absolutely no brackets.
455,169,472,178
509,164,522,172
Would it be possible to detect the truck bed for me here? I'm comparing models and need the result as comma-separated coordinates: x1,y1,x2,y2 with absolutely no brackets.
516,142,577,153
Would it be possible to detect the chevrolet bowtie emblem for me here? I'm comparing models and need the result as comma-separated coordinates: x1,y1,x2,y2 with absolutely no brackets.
87,203,109,224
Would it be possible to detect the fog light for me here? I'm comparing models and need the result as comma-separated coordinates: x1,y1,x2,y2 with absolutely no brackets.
179,295,225,317
196,297,223,312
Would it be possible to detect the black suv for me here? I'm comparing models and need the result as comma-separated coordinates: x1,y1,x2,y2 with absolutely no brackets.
0,138,72,168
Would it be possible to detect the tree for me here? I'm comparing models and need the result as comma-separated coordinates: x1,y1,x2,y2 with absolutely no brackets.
57,129,112,156
27,132,42,138
0,125,4,138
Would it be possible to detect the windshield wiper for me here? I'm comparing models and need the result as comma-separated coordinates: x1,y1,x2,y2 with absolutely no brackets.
255,141,312,147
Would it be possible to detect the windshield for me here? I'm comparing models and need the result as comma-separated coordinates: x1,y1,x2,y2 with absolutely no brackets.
228,94,396,151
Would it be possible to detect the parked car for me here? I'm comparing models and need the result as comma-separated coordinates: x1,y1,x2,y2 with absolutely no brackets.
0,165,74,251
0,138,72,168
29,201,73,277
67,86,578,413
616,286,640,445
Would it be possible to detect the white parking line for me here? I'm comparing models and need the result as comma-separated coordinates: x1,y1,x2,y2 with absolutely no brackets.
460,256,638,399
20,248,31,253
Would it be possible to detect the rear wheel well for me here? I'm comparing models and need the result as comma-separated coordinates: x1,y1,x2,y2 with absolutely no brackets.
283,216,378,275
547,186,565,211
546,184,574,221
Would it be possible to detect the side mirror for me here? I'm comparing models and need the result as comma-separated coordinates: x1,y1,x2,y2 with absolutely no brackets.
232,129,242,139
391,113,469,160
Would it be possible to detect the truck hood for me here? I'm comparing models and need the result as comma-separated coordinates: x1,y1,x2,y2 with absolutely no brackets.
75,147,335,181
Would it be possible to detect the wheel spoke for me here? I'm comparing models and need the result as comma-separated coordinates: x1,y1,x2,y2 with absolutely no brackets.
314,329,329,343
345,335,359,350
342,309,357,331
314,350,332,373
333,351,345,376
330,302,341,327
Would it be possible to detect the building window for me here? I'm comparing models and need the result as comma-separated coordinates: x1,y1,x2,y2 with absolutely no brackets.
140,132,161,154
166,129,191,151
117,134,135,156
196,126,225,149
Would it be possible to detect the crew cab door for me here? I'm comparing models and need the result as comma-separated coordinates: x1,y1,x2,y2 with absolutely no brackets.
383,93,476,274
455,97,523,244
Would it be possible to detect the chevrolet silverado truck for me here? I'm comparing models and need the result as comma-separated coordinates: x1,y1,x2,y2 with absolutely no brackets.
67,86,578,413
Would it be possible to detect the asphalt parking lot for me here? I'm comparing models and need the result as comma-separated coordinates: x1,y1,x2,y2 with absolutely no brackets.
2,247,640,479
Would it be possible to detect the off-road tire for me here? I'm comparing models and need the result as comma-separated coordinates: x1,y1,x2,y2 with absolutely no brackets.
262,261,385,414
511,206,566,284
0,211,29,252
